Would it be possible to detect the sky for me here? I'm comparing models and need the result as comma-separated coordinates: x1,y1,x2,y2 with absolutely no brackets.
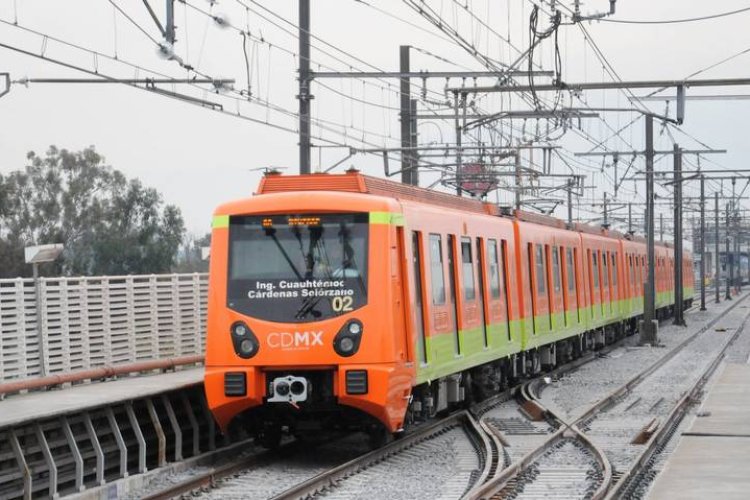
1,0,750,237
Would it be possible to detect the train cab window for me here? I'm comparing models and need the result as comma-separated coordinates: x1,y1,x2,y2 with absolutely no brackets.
629,255,635,288
552,246,562,293
461,238,476,300
535,244,547,294
593,251,600,288
227,213,368,323
487,239,501,299
429,234,446,305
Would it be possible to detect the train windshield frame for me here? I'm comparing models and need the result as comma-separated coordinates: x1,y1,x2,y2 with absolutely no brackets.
227,213,369,323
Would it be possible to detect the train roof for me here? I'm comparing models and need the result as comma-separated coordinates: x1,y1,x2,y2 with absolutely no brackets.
256,171,667,246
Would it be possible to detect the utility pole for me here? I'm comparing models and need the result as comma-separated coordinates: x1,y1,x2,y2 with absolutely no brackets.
673,144,685,326
298,0,312,174
400,46,418,186
726,203,732,300
732,177,738,293
659,213,664,242
715,192,721,303
700,175,706,310
453,91,464,196
603,192,609,228
165,0,175,44
641,114,658,345
567,179,574,228
515,151,522,210
628,202,633,234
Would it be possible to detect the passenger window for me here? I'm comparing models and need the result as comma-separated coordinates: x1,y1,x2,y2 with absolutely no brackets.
536,244,546,294
630,255,635,286
487,239,501,299
461,238,476,300
552,246,562,293
429,234,446,305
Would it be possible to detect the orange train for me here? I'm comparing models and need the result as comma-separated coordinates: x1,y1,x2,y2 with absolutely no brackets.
204,171,693,445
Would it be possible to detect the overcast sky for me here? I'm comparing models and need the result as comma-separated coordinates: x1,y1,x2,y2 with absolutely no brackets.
2,0,750,237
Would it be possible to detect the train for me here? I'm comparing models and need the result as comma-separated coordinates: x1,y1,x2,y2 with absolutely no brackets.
204,170,693,447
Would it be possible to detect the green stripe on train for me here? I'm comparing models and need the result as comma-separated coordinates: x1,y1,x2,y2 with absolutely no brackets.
212,214,229,229
369,212,405,226
414,292,690,385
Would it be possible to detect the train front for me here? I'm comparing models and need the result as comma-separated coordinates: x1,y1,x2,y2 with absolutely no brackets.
204,189,412,446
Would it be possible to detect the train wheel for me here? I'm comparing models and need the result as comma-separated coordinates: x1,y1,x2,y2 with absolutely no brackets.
366,426,393,449
258,425,283,449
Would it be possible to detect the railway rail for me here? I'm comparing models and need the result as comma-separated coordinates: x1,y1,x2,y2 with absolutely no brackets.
467,291,750,500
137,292,739,500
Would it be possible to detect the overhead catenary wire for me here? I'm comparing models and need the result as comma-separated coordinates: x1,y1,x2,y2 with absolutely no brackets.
599,6,750,25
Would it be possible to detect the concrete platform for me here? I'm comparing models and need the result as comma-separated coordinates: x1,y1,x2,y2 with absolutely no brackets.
647,363,750,499
0,367,204,429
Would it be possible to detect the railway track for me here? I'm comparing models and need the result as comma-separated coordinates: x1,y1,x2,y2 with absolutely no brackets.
139,295,743,500
468,291,750,500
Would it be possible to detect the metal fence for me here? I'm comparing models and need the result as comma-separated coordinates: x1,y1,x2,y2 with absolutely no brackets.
0,273,208,382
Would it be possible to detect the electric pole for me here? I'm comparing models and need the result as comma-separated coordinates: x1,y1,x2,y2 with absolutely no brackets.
673,144,685,325
716,192,721,303
641,114,658,345
400,46,418,186
298,0,312,174
700,175,706,310
726,203,732,300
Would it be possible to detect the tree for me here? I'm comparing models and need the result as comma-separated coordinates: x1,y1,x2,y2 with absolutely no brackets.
0,146,185,278
174,232,211,273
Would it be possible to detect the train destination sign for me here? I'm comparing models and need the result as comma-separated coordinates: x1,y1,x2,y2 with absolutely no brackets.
247,279,355,300
227,212,369,322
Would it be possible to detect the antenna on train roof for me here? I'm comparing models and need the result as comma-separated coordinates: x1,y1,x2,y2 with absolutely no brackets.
250,166,287,175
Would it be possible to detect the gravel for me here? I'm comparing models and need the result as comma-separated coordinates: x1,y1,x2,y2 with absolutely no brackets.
198,433,370,499
320,427,480,500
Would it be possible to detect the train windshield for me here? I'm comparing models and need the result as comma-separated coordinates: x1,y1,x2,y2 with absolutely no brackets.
227,213,369,323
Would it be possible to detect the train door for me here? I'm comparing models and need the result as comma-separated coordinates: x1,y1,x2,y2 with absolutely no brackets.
602,250,611,318
486,239,509,345
629,254,635,312
411,231,428,364
459,237,479,345
590,249,601,322
476,238,489,348
551,245,564,330
611,252,619,317
531,243,551,333
528,244,538,334
500,240,512,342
447,235,461,355
566,247,578,326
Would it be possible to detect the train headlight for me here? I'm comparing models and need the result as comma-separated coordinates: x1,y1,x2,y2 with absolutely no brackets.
230,321,259,359
339,337,355,353
334,319,363,357
275,381,290,396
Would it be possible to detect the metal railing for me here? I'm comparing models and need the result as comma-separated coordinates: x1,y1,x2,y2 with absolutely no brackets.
0,273,207,383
